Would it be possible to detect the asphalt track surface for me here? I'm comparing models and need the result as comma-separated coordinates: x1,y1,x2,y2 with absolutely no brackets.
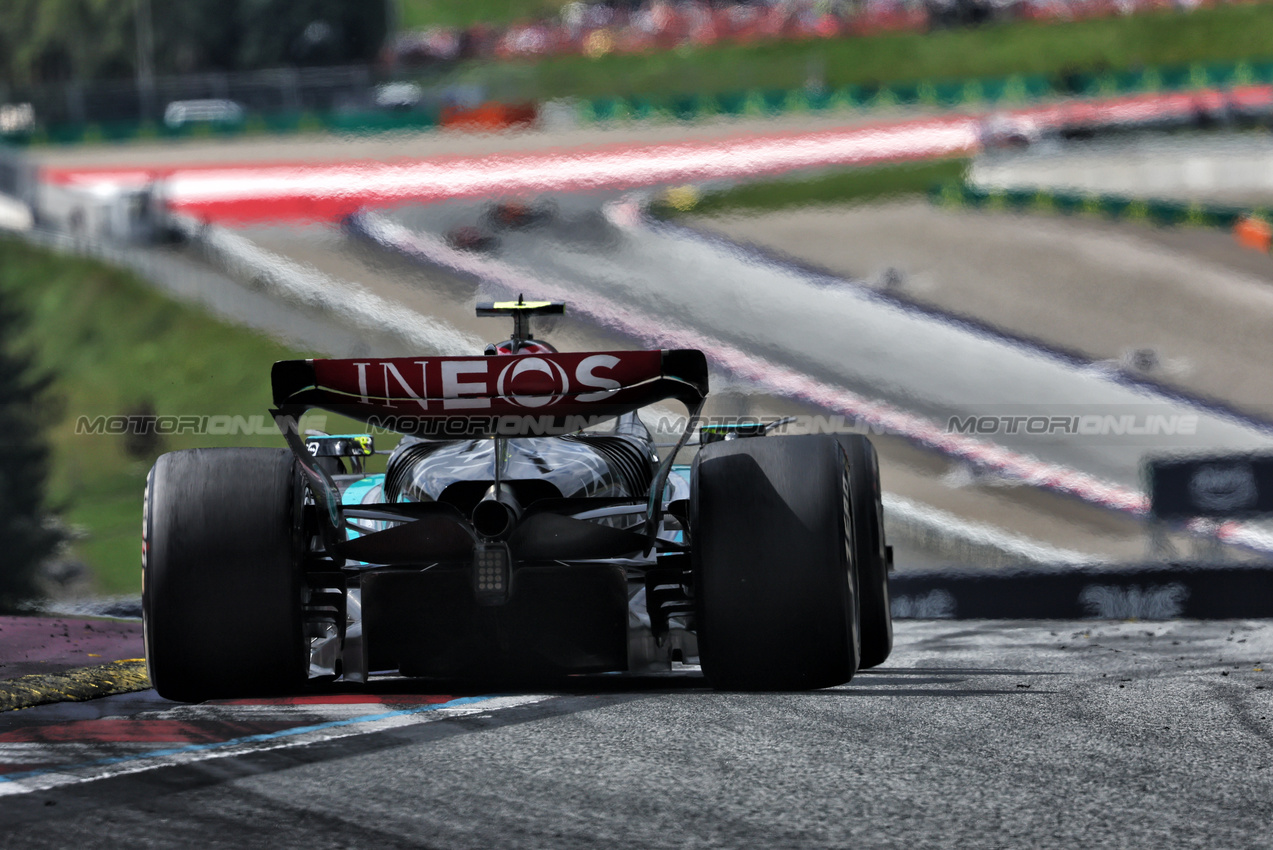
1,619,1270,848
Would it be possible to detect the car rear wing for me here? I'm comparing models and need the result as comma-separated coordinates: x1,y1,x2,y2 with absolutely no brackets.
270,349,708,552
272,349,706,437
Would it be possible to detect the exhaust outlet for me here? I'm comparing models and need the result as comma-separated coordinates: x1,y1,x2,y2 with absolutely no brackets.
471,485,521,540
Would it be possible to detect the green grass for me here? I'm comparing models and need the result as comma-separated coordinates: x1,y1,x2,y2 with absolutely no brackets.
0,237,323,595
435,4,1273,102
658,157,970,219
398,0,567,29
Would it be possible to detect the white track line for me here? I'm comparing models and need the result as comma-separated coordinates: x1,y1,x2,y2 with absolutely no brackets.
0,694,548,797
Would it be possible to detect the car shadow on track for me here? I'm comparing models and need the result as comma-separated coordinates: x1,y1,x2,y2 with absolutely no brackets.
301,670,714,699
291,664,1062,700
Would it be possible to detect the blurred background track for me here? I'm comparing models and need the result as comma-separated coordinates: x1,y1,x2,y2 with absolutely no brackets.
7,0,1273,602
696,196,1273,416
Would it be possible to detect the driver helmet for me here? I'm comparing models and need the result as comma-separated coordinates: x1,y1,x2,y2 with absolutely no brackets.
488,339,558,356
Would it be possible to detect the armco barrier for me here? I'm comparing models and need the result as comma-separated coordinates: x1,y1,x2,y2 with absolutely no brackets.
890,562,1273,619
929,181,1268,238
576,58,1273,126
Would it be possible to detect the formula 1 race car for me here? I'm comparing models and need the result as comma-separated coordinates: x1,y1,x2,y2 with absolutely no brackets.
143,300,892,701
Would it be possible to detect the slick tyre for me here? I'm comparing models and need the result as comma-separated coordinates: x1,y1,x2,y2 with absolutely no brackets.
143,448,306,702
693,435,860,690
837,435,893,669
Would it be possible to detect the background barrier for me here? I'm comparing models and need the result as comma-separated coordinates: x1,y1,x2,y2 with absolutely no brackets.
929,180,1271,252
574,58,1273,125
5,57,1272,148
891,562,1273,619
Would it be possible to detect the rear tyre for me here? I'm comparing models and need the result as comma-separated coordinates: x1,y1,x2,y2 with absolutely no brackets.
837,436,893,668
143,448,307,702
693,435,860,690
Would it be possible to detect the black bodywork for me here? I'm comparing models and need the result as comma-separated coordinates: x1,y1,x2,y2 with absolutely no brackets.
268,338,708,680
